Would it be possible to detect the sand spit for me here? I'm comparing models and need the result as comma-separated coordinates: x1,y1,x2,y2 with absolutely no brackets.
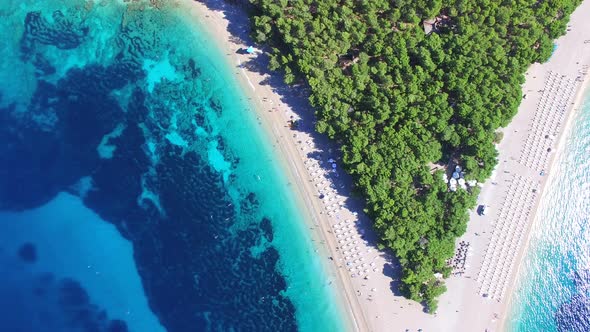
183,1,590,331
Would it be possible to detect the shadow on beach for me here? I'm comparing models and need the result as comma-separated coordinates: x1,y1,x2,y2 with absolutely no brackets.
193,0,405,298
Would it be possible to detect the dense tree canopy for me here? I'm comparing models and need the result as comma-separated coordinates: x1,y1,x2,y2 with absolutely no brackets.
247,0,581,311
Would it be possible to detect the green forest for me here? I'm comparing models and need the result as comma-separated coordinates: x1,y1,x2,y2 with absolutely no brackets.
247,0,581,311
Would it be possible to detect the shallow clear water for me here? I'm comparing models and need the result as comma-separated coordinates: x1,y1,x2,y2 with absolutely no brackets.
508,90,590,331
0,1,344,331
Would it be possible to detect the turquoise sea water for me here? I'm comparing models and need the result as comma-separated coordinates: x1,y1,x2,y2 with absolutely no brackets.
0,1,344,331
508,89,590,331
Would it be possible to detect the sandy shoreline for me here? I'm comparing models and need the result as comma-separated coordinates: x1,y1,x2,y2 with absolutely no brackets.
500,31,590,331
440,2,590,331
180,1,590,331
501,72,590,330
180,1,371,330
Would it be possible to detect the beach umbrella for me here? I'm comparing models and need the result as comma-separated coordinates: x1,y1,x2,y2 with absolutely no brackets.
332,163,337,169
246,46,255,54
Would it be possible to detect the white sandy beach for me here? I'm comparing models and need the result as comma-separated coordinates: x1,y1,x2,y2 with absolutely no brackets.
183,1,590,331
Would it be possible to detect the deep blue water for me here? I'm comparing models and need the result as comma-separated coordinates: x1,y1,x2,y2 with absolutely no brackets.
0,1,343,331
